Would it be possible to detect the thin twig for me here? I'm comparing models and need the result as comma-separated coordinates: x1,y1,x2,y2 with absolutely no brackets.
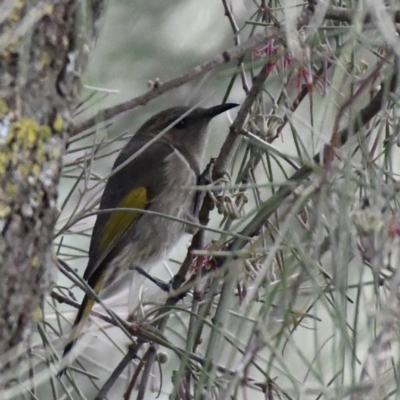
213,63,272,180
135,345,157,400
94,343,143,400
123,347,150,400
233,68,398,249
212,1,318,180
221,0,250,94
325,6,400,24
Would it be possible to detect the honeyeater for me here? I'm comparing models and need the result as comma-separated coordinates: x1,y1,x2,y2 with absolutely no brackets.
59,103,238,374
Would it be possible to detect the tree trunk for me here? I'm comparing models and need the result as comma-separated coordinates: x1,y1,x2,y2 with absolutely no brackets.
0,0,105,370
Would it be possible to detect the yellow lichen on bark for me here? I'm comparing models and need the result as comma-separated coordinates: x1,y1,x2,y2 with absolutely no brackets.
52,115,64,132
0,99,9,118
0,117,57,218
9,0,24,22
7,118,38,147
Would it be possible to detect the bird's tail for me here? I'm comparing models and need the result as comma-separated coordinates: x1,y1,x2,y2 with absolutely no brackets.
58,271,105,376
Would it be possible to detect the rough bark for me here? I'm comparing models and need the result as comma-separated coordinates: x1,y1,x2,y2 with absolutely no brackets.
0,0,105,367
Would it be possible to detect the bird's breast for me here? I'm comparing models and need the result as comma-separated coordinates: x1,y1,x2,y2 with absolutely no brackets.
151,147,198,226
118,148,198,270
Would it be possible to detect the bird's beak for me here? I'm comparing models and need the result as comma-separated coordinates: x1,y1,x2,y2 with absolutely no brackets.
204,103,239,119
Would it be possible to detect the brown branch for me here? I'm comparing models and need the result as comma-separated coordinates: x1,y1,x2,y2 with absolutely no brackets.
213,63,272,180
94,343,143,400
71,26,281,137
135,345,157,400
50,291,127,329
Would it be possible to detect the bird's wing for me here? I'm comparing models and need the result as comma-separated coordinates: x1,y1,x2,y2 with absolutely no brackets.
83,140,174,281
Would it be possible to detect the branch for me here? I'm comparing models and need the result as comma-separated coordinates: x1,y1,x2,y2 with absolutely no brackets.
233,68,398,249
213,1,319,180
325,6,400,24
71,26,281,136
213,63,271,180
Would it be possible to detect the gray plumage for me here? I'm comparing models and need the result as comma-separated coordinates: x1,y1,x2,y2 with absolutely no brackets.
59,103,238,374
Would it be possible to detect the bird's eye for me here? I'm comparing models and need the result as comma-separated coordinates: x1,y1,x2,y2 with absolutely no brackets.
175,119,187,129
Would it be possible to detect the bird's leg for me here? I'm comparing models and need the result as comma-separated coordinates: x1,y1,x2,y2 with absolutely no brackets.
185,158,216,234
132,266,172,292
184,213,200,235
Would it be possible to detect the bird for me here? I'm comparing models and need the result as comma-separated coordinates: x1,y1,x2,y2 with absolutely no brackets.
58,102,238,375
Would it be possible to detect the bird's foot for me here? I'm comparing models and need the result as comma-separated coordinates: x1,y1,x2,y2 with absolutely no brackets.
133,266,172,292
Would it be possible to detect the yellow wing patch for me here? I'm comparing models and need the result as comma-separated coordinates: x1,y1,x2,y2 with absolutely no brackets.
99,186,147,253
82,271,106,321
